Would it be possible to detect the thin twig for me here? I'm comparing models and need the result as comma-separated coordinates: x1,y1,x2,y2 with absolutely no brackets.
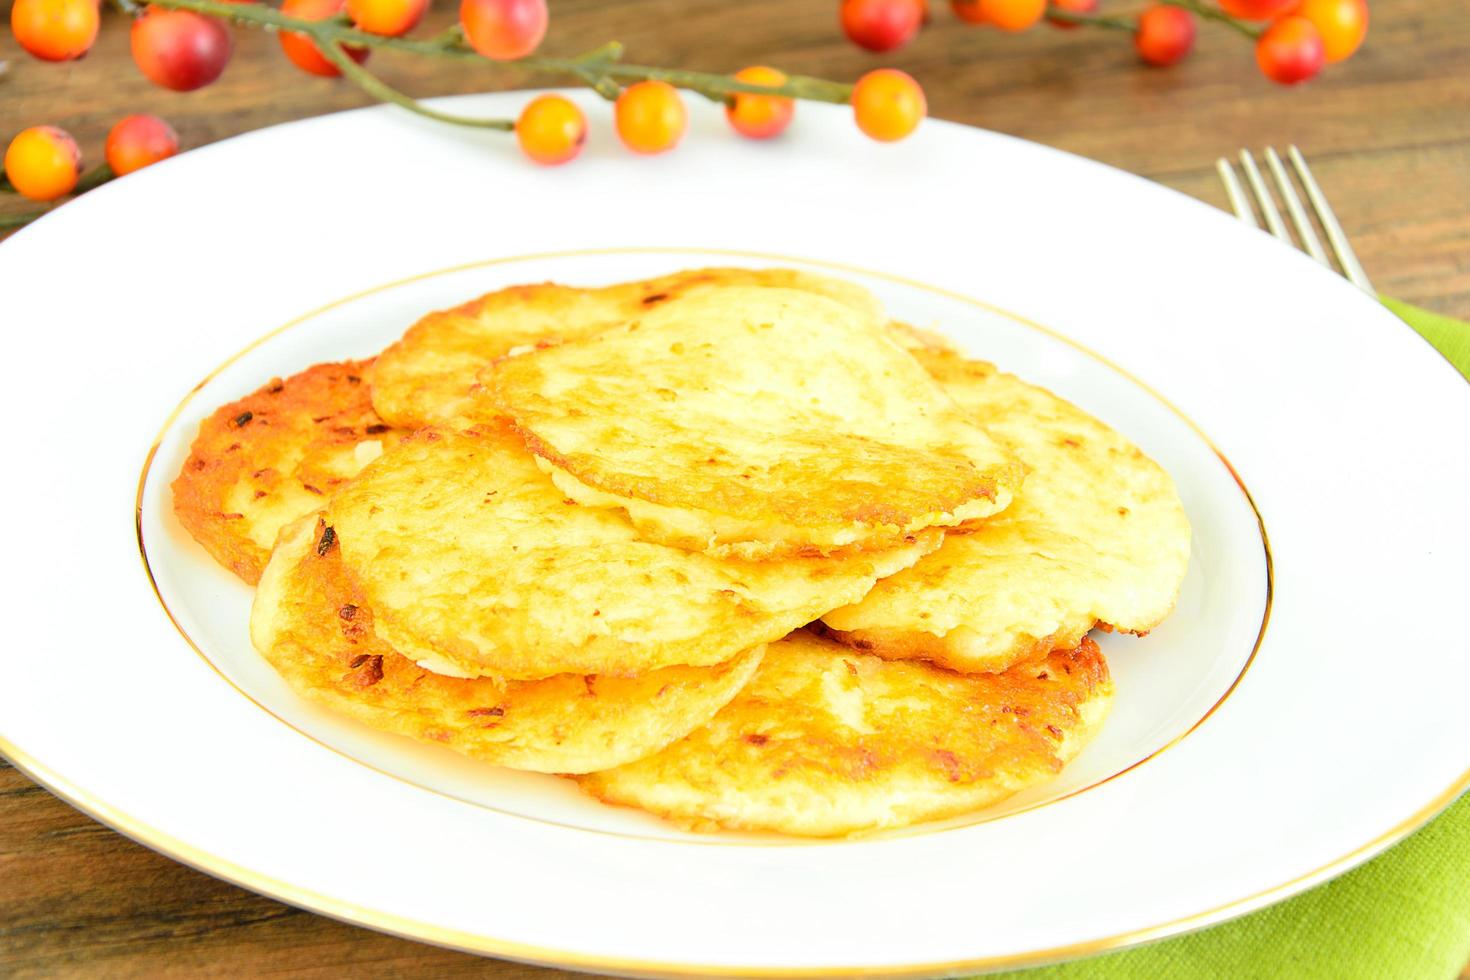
1159,0,1263,38
1,209,49,229
318,41,515,129
1045,7,1137,31
426,23,466,46
75,164,115,193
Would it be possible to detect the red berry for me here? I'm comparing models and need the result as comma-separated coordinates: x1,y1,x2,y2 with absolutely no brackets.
950,0,987,23
130,8,233,92
1135,4,1195,66
460,0,547,60
1046,0,1098,29
105,114,180,176
840,0,923,53
1219,0,1295,18
279,0,368,77
1256,15,1326,84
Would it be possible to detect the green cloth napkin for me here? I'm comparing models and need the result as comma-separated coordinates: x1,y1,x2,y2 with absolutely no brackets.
994,299,1470,980
1380,297,1470,381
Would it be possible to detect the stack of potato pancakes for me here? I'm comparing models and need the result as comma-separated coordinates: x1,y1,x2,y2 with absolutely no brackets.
173,268,1191,837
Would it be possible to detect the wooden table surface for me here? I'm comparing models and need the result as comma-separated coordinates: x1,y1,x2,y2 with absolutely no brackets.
2,0,1467,975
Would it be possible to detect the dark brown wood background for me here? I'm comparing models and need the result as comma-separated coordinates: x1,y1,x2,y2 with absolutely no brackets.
2,0,1467,974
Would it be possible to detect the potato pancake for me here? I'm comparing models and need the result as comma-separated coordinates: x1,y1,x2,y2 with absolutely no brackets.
577,630,1112,836
484,285,1023,559
324,425,941,681
369,267,883,429
251,516,765,774
822,350,1191,674
171,359,403,584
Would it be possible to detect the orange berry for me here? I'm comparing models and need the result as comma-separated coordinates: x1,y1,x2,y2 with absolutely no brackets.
280,0,368,77
131,8,233,91
1256,14,1325,83
4,126,81,202
614,81,688,155
105,114,180,176
460,0,547,60
10,0,98,62
1135,4,1195,66
347,0,428,36
725,66,795,140
515,94,587,166
851,68,925,142
982,0,1046,30
1292,0,1367,62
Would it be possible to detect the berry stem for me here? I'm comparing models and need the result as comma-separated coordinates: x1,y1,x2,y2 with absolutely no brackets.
1158,0,1262,38
425,23,467,46
75,163,116,193
317,41,516,129
1045,7,1138,31
0,210,47,229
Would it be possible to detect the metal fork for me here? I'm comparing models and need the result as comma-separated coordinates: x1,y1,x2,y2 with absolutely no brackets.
1216,146,1375,294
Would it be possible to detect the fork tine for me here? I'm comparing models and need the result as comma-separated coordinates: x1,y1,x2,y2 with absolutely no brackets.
1216,158,1258,226
1264,147,1330,267
1287,145,1375,293
1238,150,1291,244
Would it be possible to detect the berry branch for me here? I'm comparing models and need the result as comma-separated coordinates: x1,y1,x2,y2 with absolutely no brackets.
846,0,1361,79
1157,0,1263,39
313,36,516,130
8,0,931,230
1043,0,1261,36
140,0,856,119
1041,7,1136,30
6,0,1365,233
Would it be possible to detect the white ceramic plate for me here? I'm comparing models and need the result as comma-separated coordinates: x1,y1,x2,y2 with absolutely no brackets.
2,91,1467,977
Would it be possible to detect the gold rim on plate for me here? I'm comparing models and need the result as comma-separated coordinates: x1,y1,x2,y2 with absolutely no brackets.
132,247,1271,845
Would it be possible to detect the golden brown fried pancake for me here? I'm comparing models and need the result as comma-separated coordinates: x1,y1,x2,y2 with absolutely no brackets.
484,285,1023,559
578,630,1112,836
885,320,959,353
171,360,403,584
370,267,884,429
822,350,1191,674
324,425,942,681
251,516,765,774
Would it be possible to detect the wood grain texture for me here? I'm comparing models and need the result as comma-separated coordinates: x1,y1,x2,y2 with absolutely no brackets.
1,0,1468,974
0,758,573,977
